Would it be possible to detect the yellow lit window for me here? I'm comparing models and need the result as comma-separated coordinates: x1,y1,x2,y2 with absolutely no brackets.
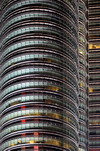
63,143,70,149
18,140,21,144
88,44,92,49
53,140,60,146
89,87,93,92
34,112,41,116
29,140,34,144
46,86,59,91
65,117,69,122
79,49,84,55
79,82,83,87
89,44,100,49
10,143,14,146
10,101,19,106
52,113,60,119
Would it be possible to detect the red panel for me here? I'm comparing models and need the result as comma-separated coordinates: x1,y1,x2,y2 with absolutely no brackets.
21,147,26,150
21,133,26,136
89,149,100,151
21,92,26,95
21,119,26,123
34,146,39,149
34,132,38,136
21,106,26,109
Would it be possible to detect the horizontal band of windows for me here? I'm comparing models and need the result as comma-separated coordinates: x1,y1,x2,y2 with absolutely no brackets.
1,91,78,114
1,34,77,54
1,115,78,132
0,2,77,37
89,141,100,146
2,103,78,121
1,78,77,97
1,54,77,76
1,90,78,111
89,130,100,135
1,76,77,97
2,20,77,47
1,63,77,86
2,26,77,45
1,3,77,29
1,102,78,120
1,68,77,92
1,108,78,129
1,122,78,141
1,40,77,60
1,86,78,106
2,11,77,31
2,59,78,79
1,65,78,84
1,135,77,151
2,35,77,54
1,81,78,104
2,0,77,19
1,49,78,71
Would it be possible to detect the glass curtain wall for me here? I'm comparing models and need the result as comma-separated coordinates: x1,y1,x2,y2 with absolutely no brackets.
79,0,88,151
0,0,79,151
88,0,100,150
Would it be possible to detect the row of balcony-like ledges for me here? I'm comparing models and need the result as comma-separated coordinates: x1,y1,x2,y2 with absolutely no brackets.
88,0,100,150
79,0,88,151
0,0,79,151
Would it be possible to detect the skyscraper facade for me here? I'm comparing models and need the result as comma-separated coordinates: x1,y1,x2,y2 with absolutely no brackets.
79,0,88,151
0,0,80,151
88,0,100,150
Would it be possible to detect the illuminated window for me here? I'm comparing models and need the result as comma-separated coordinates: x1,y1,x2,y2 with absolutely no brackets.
18,140,21,144
89,87,93,93
46,86,59,91
89,44,100,49
10,143,14,146
79,82,83,87
29,140,34,144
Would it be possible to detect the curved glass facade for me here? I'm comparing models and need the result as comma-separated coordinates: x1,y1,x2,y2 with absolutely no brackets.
0,0,79,151
79,0,88,151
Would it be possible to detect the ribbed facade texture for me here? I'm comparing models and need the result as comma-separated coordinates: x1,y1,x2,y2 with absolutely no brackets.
88,0,100,150
0,0,80,151
79,0,88,151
